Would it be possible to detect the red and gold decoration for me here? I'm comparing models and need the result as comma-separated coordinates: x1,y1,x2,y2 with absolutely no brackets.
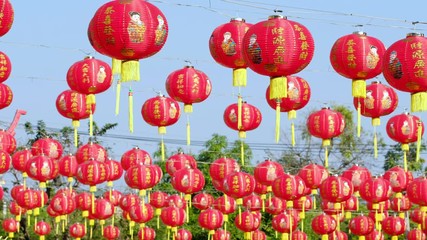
0,0,14,37
311,213,337,240
306,107,345,168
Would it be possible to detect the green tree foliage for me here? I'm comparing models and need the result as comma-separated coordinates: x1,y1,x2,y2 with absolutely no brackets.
383,142,426,173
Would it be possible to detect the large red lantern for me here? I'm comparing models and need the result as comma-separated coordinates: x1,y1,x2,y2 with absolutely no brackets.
2,218,18,238
128,203,154,224
265,75,311,143
213,195,237,222
193,192,214,211
298,163,329,195
408,229,426,240
31,138,63,160
222,171,255,204
171,167,205,205
56,89,95,145
124,164,158,194
382,33,427,112
382,216,405,240
341,164,371,194
26,154,57,189
383,166,410,195
319,175,354,208
330,31,385,98
166,151,197,176
0,51,12,83
209,157,240,186
307,107,345,168
34,221,51,240
359,177,391,209
272,173,306,207
311,213,337,240
69,223,86,240
58,153,78,189
348,215,375,238
224,101,262,139
103,225,120,240
407,177,427,208
75,141,107,163
198,208,224,237
272,212,298,238
209,18,253,87
0,0,14,37
386,112,424,170
242,14,314,101
234,210,261,237
121,146,152,170
254,159,284,191
160,205,186,237
0,83,12,109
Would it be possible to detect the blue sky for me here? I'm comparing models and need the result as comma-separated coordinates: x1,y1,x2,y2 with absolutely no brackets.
1,0,427,176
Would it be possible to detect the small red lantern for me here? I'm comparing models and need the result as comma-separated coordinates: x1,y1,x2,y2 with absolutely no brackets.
0,83,12,109
11,148,32,173
234,210,261,236
387,112,424,170
222,171,255,204
214,195,237,222
341,164,371,194
2,218,18,239
124,164,157,193
176,228,192,240
383,166,410,195
160,205,186,236
407,177,427,207
138,226,156,240
0,129,15,154
319,175,354,207
209,157,240,183
26,154,57,188
307,107,345,168
149,190,168,211
224,101,262,139
120,146,152,170
242,14,314,101
265,196,286,216
167,194,186,209
408,229,426,240
272,173,306,207
365,230,384,240
103,225,120,240
34,221,51,240
0,149,11,174
0,0,14,37
243,193,263,212
213,229,231,240
209,18,253,87
56,89,95,145
0,51,12,83
105,158,123,187
51,192,76,215
193,192,215,211
390,194,412,218
104,190,123,207
383,33,427,112
311,213,337,240
359,177,391,209
410,207,424,225
382,216,406,239
75,141,107,163
330,31,385,98
198,208,224,237
265,75,311,143
252,229,267,240
292,230,307,240
171,167,205,208
349,215,375,238
328,231,348,240
31,137,63,160
75,191,92,217
69,223,86,240
58,153,78,186
119,193,140,212
129,203,154,224
272,212,298,238
166,151,197,176
254,159,284,191
298,163,329,195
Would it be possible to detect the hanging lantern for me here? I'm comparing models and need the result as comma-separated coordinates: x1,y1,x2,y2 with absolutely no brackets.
242,14,314,101
252,229,267,240
0,149,10,174
0,129,15,154
328,231,348,240
119,193,140,213
382,216,406,240
160,205,186,237
56,90,95,145
407,177,427,211
0,51,12,83
390,194,412,218
319,175,354,210
88,0,168,131
58,153,78,190
213,229,231,240
291,230,307,240
209,18,253,87
348,215,375,239
353,81,398,154
167,194,186,209
34,221,51,240
166,151,197,176
408,229,426,240
104,189,123,207
272,212,298,240
69,223,86,240
105,158,124,187
222,171,255,205
138,226,156,240
343,195,358,219
103,225,120,240
209,157,240,184
26,154,57,191
265,196,286,216
171,166,205,214
341,164,371,195
214,195,237,224
410,207,424,227
386,112,424,170
272,173,306,208
141,94,181,161
306,107,345,168
243,193,263,212
176,228,192,240
365,230,384,240
121,146,152,171
75,141,107,164
124,164,158,196
311,213,337,240
2,218,18,239
0,0,14,37
128,202,154,224
31,138,63,160
266,75,311,143
198,208,224,238
383,166,410,197
75,191,92,219
254,159,285,193
0,83,12,109
298,163,328,196
193,192,215,211
330,31,385,98
234,210,261,239
359,177,391,209
383,33,427,112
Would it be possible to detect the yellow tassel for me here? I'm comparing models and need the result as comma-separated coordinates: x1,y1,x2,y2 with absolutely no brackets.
90,186,96,214
372,118,380,126
128,88,134,133
374,131,378,159
72,120,79,147
237,95,242,129
115,80,121,116
8,233,13,239
233,68,247,87
324,146,329,169
161,137,165,161
402,144,408,172
275,101,281,143
357,101,361,137
121,60,140,82
288,110,296,120
158,126,166,135
269,76,287,99
322,235,328,240
238,131,246,139
391,236,397,240
352,79,366,98
238,206,242,224
89,110,93,137
291,122,295,146
184,104,193,113
112,58,122,76
411,92,427,112
240,140,244,166
417,121,422,162
186,121,191,146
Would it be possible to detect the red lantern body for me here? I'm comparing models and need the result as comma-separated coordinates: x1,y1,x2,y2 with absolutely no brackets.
0,0,14,37
198,208,224,231
93,198,115,220
243,193,263,212
138,227,156,240
0,149,11,174
165,65,212,113
383,166,410,194
160,205,186,228
382,216,406,237
121,147,152,170
141,95,181,134
9,201,26,216
348,215,375,236
51,193,76,215
319,176,354,204
76,142,107,163
167,194,186,209
25,155,57,184
58,154,78,178
11,148,32,173
407,177,427,207
89,0,167,61
105,158,123,183
103,225,120,240
166,152,197,176
176,229,192,240
119,193,140,212
223,101,262,138
0,130,15,154
272,212,298,233
222,171,255,200
254,159,284,188
2,218,18,234
365,230,384,240
0,51,12,83
56,90,94,124
234,210,260,233
209,157,240,182
75,160,109,187
307,107,345,146
129,203,154,223
265,196,286,215
390,194,412,213
193,192,215,211
341,165,371,193
311,214,337,236
0,83,12,109
213,229,230,240
124,164,157,190
209,18,253,87
31,138,63,160
252,230,267,240
292,230,307,240
272,173,306,205
359,177,392,208
149,191,168,209
171,167,205,194
214,195,237,215
69,223,86,239
34,221,51,238
298,163,329,193
104,190,123,206
353,81,398,125
386,112,424,145
75,192,92,213
408,229,426,240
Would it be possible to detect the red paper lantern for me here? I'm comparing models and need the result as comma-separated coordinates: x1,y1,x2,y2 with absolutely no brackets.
141,94,181,134
171,167,205,195
234,210,260,233
307,107,345,168
298,163,329,194
58,153,78,181
319,175,354,206
167,194,186,209
408,229,426,240
390,194,412,216
138,226,156,240
410,207,424,225
341,164,371,193
88,0,168,80
0,83,12,109
193,192,214,211
16,189,40,211
166,151,197,176
222,171,255,203
92,198,115,221
149,191,168,209
311,213,337,240
252,229,267,240
103,225,120,240
69,223,86,239
10,185,24,201
0,0,14,37
34,221,51,239
265,196,286,215
291,230,307,240
242,14,314,101
31,137,63,160
209,18,253,87
272,212,298,235
382,216,406,239
75,191,92,215
254,159,284,190
359,177,392,210
166,64,212,113
76,159,109,200
243,193,263,212
348,215,375,237
124,163,156,191
9,201,26,216
160,205,186,233
223,101,262,138
75,141,107,163
272,173,306,207
209,157,240,183
121,146,152,170
213,229,231,240
328,231,348,240
11,148,32,173
129,203,154,223
365,230,384,240
176,229,192,240
383,166,410,194
407,177,427,207
119,193,140,212
0,129,15,154
26,155,57,187
2,218,18,238
103,190,123,206
0,51,12,83
198,208,224,234
330,31,385,97
51,192,76,215
214,195,237,218
383,33,427,112
0,149,10,174
105,158,123,186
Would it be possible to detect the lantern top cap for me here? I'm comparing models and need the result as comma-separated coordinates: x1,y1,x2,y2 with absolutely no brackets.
352,31,367,36
84,56,94,60
268,15,286,20
231,17,245,22
407,32,424,37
